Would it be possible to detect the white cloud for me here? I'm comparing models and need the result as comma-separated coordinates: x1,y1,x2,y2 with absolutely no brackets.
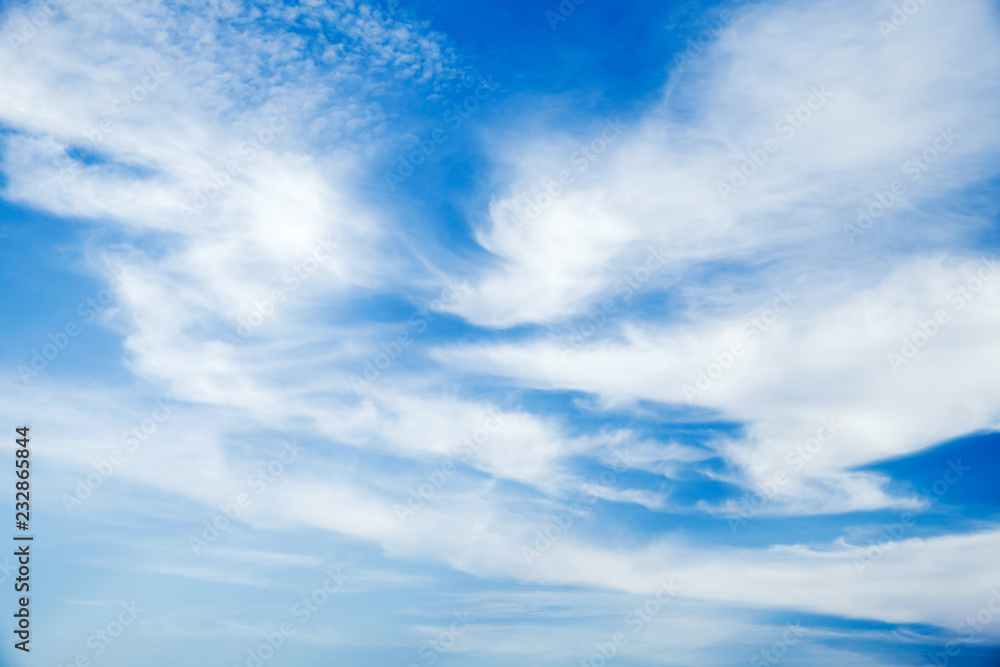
1,0,998,648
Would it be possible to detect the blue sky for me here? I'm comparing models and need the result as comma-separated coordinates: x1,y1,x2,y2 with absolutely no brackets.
1,0,1000,665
